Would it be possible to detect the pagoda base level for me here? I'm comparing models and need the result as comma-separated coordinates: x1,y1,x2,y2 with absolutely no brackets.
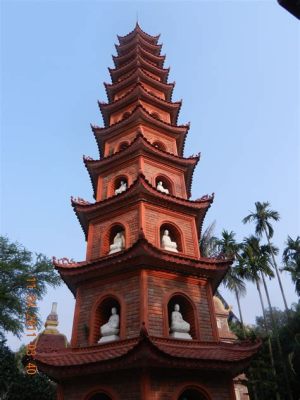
98,335,120,343
57,369,237,400
170,332,192,340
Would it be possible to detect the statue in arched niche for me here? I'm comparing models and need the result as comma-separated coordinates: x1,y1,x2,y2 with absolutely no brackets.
109,231,125,254
99,307,120,343
115,180,127,195
161,229,178,252
156,181,169,194
170,304,192,340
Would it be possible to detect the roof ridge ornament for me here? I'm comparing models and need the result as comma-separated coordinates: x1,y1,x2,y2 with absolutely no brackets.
71,196,91,205
53,256,76,266
83,155,94,161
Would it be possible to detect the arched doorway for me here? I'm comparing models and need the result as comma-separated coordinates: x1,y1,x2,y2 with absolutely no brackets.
178,388,208,400
89,394,112,400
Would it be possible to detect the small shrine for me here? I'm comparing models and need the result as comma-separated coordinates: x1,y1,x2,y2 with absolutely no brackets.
33,24,259,400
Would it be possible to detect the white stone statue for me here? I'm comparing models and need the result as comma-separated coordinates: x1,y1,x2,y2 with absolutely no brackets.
99,307,120,343
115,180,127,195
161,230,178,252
109,232,125,254
170,304,192,340
156,181,169,194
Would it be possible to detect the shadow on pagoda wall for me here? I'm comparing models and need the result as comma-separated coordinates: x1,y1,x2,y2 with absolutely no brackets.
165,292,199,339
89,294,125,344
60,369,231,400
177,385,212,400
83,385,119,400
87,394,112,400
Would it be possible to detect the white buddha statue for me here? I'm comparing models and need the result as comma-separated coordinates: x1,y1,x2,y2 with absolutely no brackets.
170,304,192,340
109,231,125,254
115,180,127,195
99,307,120,343
161,230,178,252
156,181,169,194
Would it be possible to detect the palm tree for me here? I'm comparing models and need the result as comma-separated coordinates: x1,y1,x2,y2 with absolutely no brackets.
199,221,218,257
240,236,275,329
215,230,247,337
282,236,300,296
242,201,289,312
240,235,280,400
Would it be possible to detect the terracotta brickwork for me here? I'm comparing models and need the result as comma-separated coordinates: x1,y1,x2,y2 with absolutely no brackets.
113,85,135,101
72,273,140,347
144,204,199,257
143,158,187,198
60,371,234,400
97,157,186,201
147,272,215,341
103,125,177,156
87,208,139,260
97,161,139,200
142,125,177,154
148,371,234,400
110,104,137,125
62,372,141,400
141,82,165,99
140,100,170,123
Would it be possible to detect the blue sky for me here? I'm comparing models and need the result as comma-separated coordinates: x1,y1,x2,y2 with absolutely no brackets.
1,0,299,350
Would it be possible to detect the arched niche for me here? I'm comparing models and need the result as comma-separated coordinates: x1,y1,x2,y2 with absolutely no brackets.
160,223,183,253
178,388,209,400
84,386,119,400
113,175,128,196
89,394,112,400
107,224,126,255
153,140,166,151
155,175,173,195
122,111,131,120
89,296,121,345
151,111,161,120
118,141,129,151
167,294,198,339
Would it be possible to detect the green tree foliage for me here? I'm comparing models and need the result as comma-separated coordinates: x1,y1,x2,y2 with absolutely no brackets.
216,230,247,335
232,303,300,400
282,236,300,296
255,307,289,335
243,201,289,312
199,221,218,257
0,236,61,338
0,336,56,400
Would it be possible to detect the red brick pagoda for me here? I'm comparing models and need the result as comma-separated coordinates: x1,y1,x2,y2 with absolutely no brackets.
35,24,260,400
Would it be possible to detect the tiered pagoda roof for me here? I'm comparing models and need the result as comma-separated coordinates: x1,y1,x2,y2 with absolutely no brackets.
91,104,189,158
53,230,229,296
98,82,182,126
84,133,198,197
34,327,260,380
104,68,175,102
33,24,260,390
